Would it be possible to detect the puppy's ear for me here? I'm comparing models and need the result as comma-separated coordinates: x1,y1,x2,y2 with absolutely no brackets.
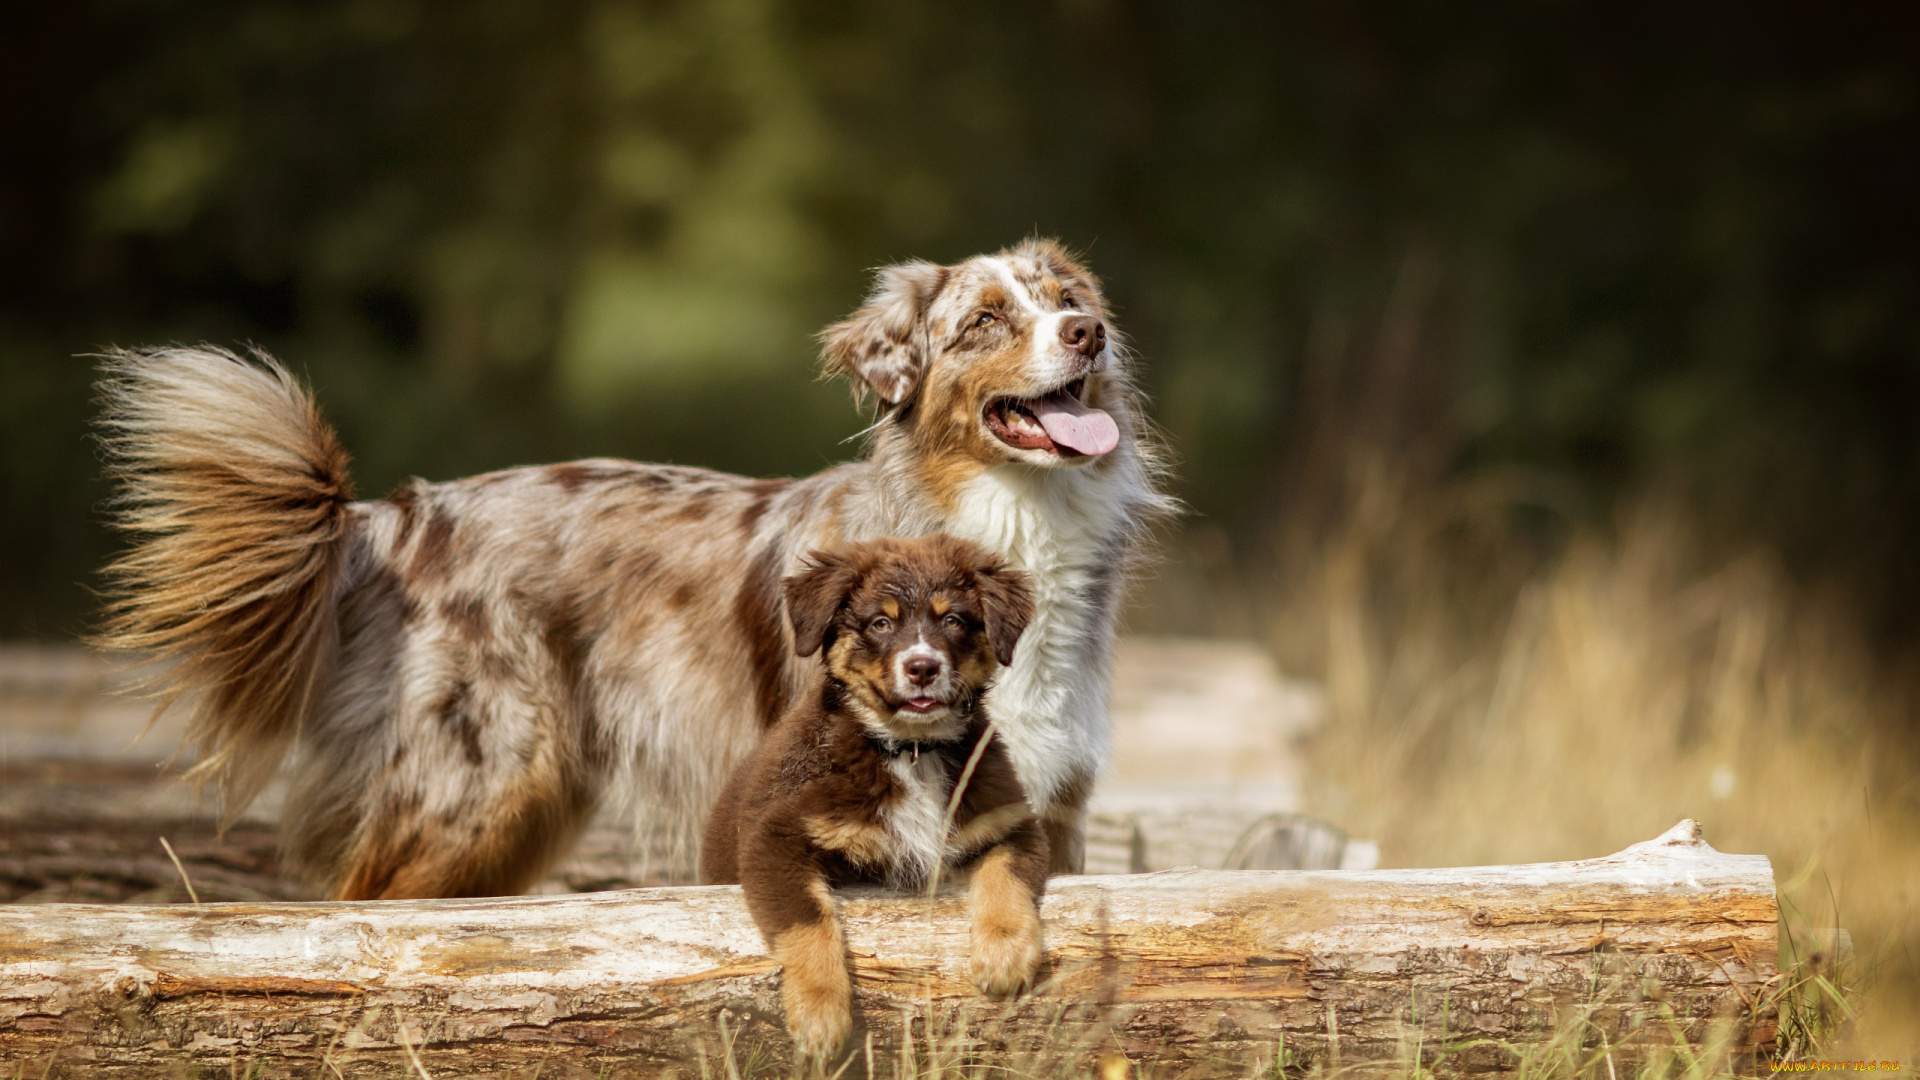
971,560,1035,667
819,260,947,405
783,551,860,657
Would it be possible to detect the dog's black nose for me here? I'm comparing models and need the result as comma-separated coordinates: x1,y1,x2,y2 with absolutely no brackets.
904,656,941,687
1058,314,1106,357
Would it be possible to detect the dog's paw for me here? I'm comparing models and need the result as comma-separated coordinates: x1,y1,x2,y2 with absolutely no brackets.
777,922,853,1060
968,847,1045,997
969,916,1043,998
784,986,853,1061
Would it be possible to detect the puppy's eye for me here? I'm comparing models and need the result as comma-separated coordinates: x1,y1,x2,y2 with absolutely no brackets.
974,312,995,328
942,613,965,630
1060,294,1078,309
867,616,892,634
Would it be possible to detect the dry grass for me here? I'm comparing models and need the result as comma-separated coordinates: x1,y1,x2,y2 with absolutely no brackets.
1247,471,1919,1069
679,994,1796,1080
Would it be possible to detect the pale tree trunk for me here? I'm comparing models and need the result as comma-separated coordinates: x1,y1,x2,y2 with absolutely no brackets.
0,820,1776,1078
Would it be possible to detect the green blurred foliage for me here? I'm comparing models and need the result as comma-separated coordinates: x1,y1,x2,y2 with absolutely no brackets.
2,0,1915,640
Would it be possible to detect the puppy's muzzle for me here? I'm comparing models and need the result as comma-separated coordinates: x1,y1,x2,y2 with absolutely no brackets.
904,655,942,688
893,642,955,711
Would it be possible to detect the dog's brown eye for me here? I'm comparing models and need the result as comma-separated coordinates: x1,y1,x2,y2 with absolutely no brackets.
974,312,995,328
867,616,892,634
942,613,964,630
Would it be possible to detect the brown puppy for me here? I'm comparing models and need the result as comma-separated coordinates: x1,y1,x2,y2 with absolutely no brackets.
703,535,1048,1059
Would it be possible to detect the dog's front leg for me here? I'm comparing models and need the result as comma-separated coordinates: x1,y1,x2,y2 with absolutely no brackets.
1040,771,1094,875
740,833,852,1060
772,879,852,1059
1042,812,1085,876
967,818,1049,997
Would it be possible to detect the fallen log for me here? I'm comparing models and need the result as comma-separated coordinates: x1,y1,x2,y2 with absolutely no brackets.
0,820,1776,1077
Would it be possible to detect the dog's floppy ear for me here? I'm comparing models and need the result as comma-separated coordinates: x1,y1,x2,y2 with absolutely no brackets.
970,559,1035,667
819,260,946,405
782,550,861,657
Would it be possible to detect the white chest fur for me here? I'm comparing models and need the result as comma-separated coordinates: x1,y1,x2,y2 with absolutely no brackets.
881,751,952,889
947,463,1141,810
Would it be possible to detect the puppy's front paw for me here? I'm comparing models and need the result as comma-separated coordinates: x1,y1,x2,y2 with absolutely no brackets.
776,921,853,1060
784,984,852,1061
970,912,1043,998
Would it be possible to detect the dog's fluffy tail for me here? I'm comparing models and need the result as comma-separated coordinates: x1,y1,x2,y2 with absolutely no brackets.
94,346,354,815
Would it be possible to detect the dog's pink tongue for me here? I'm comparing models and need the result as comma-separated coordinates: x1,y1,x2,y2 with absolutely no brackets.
1028,393,1119,456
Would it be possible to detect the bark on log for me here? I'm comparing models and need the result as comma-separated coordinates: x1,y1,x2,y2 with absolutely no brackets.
0,820,1776,1078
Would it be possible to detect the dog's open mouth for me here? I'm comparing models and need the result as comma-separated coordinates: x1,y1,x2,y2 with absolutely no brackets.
899,696,944,714
984,378,1120,458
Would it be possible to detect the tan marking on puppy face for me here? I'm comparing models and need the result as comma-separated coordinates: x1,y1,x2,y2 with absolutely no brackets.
825,630,894,722
804,813,891,867
968,844,1044,997
951,631,999,694
802,536,1029,741
774,879,852,1059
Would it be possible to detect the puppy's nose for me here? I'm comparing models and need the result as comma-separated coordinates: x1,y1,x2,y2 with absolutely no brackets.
904,656,942,687
1057,314,1106,357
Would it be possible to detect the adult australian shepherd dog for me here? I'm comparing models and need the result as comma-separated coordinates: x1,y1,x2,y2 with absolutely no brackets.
94,239,1170,899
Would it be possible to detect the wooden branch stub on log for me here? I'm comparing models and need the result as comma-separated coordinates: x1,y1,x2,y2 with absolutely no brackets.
0,820,1777,1077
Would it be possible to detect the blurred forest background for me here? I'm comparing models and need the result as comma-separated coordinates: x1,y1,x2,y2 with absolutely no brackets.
3,0,1917,1054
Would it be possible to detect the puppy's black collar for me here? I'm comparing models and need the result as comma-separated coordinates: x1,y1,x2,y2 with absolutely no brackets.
866,733,957,763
